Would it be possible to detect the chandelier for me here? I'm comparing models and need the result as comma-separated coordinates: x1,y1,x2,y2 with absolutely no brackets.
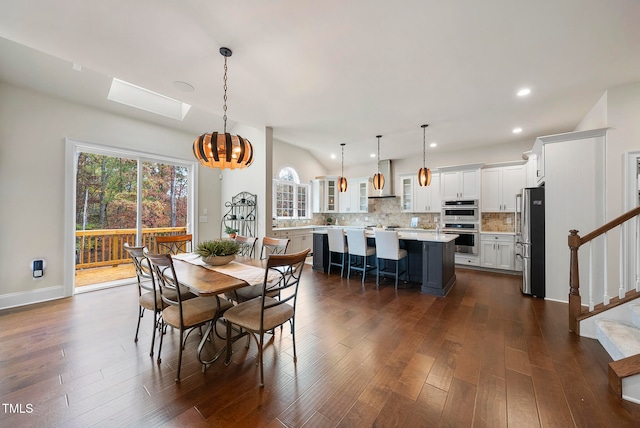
193,47,253,169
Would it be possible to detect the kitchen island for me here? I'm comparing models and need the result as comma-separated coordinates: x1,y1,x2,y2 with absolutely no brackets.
313,229,457,296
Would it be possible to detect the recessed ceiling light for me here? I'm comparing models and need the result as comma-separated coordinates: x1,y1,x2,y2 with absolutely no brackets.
517,88,531,97
370,153,376,158
430,142,437,148
513,127,523,134
331,154,336,159
173,81,195,93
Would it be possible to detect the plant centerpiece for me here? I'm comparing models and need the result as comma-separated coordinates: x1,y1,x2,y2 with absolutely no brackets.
195,239,240,266
224,226,238,239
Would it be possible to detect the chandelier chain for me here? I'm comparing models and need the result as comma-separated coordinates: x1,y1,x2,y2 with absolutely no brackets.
223,56,228,133
422,126,426,167
377,136,380,174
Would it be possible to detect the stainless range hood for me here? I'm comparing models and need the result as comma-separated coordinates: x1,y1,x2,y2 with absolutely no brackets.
368,159,396,198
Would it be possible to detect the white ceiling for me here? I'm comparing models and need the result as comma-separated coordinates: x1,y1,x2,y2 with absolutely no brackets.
1,0,640,169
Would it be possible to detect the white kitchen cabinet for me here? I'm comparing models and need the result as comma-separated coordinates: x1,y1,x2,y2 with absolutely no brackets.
440,165,482,200
312,177,339,213
480,234,515,270
271,228,313,254
400,172,441,212
481,163,526,212
338,177,368,213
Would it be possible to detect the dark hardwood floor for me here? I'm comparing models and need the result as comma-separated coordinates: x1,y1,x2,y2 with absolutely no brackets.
2,267,640,427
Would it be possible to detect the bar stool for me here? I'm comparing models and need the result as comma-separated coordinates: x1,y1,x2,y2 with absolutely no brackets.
327,228,348,277
346,229,376,284
374,230,408,289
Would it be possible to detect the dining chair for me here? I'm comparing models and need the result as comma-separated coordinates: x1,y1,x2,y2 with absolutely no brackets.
235,235,258,258
260,237,289,259
155,233,193,255
124,243,161,357
144,251,233,382
224,248,310,387
327,228,348,277
345,229,376,284
374,230,408,289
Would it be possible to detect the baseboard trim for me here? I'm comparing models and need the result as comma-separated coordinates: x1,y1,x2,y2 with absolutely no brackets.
0,285,67,311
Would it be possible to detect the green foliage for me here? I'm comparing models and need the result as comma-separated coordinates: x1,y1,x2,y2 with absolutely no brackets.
225,226,239,235
195,240,240,257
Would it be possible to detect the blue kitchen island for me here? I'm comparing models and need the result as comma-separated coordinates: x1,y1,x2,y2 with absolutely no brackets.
312,229,457,297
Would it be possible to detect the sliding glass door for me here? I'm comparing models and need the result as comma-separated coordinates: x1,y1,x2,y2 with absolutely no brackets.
71,142,194,290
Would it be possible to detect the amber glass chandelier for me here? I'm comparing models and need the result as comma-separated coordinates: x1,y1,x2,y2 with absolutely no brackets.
372,135,385,190
338,143,348,192
193,47,253,170
417,124,432,186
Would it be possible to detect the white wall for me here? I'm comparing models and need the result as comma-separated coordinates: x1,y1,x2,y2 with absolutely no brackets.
0,83,220,308
575,91,608,132
273,138,326,183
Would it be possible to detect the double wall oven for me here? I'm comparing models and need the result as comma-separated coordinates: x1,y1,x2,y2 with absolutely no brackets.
441,199,479,255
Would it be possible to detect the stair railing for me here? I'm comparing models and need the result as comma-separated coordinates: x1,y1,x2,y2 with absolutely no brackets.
568,206,640,333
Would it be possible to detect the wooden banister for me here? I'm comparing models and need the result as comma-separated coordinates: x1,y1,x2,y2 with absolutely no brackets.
580,206,640,245
568,206,640,334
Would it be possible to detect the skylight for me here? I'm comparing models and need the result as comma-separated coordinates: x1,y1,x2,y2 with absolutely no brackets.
107,78,191,121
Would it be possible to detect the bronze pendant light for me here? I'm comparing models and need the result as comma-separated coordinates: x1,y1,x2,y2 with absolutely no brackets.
338,143,348,192
372,135,385,190
417,124,432,186
193,47,254,170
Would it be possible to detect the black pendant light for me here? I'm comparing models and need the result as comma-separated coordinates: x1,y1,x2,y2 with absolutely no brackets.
338,143,348,192
372,135,385,190
417,124,432,186
193,47,254,170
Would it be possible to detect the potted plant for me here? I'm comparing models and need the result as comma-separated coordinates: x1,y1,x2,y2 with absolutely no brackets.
195,239,240,265
225,226,239,239
326,217,333,226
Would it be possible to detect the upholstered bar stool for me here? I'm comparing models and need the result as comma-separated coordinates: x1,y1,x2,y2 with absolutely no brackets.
374,230,408,289
327,228,348,277
346,229,376,284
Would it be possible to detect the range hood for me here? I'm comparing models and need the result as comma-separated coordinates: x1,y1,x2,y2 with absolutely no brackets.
368,159,396,198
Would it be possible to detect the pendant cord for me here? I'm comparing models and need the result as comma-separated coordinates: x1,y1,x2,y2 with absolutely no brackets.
223,56,228,134
377,136,380,174
422,126,426,167
341,145,345,177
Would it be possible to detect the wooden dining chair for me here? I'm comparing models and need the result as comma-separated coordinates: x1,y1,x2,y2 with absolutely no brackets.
144,251,233,382
224,248,310,387
155,234,192,255
235,235,258,258
124,243,161,357
260,237,289,259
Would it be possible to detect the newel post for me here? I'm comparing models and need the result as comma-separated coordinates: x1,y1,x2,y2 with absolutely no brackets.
568,229,582,333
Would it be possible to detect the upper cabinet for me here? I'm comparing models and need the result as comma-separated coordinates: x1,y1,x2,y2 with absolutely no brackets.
337,177,368,213
481,163,526,212
400,172,441,212
440,164,482,200
312,177,339,213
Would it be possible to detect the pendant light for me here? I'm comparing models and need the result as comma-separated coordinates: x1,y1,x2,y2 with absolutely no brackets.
193,47,254,170
372,135,385,190
417,124,432,186
338,143,348,192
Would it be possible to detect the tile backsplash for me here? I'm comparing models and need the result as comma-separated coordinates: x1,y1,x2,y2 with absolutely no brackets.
481,212,517,232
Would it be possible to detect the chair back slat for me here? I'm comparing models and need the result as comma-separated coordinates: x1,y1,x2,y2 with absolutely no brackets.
235,235,258,258
260,237,290,259
155,234,192,255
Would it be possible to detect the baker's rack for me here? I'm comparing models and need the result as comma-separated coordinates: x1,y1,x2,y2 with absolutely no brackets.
221,192,257,238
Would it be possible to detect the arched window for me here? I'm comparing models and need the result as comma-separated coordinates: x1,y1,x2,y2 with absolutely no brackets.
274,167,309,219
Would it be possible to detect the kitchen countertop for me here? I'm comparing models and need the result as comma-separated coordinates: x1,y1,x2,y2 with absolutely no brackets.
480,231,516,235
313,228,457,243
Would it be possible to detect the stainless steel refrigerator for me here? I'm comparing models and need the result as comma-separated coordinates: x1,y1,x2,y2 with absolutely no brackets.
516,187,545,298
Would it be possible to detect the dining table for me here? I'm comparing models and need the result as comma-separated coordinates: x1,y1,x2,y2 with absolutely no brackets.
170,253,274,370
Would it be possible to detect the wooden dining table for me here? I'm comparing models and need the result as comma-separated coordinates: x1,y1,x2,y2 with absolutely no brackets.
170,255,268,368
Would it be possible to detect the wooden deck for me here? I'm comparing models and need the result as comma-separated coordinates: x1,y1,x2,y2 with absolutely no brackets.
75,263,136,287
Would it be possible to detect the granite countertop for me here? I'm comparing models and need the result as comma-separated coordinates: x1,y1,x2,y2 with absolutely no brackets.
480,230,516,235
271,225,318,231
313,228,458,243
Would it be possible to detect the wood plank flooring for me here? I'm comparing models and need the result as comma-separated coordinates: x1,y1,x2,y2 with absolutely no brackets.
1,267,640,427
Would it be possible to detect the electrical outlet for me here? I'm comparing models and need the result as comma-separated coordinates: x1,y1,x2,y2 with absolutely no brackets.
506,217,512,224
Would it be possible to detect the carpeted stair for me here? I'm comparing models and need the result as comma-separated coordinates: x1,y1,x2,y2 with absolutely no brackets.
595,305,640,361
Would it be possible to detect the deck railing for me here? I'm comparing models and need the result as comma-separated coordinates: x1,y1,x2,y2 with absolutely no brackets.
75,227,187,269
